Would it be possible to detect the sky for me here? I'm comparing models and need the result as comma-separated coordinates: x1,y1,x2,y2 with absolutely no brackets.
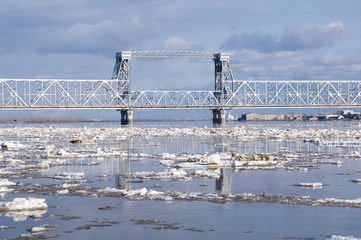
0,0,360,120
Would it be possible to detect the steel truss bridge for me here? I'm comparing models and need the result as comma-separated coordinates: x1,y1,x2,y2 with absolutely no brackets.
1,50,360,123
1,79,361,109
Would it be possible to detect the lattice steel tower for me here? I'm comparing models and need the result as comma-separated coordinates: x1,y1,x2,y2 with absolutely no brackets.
111,51,131,104
214,52,234,103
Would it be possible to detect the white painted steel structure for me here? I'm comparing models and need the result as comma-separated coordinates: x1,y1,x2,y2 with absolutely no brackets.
1,50,360,110
0,79,361,109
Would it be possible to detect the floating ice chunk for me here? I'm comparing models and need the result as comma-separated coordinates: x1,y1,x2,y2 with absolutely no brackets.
351,179,361,183
326,235,361,240
0,141,25,150
1,197,48,211
55,148,69,156
175,162,208,168
0,225,9,230
162,196,173,201
162,153,177,159
57,189,69,195
0,179,16,186
147,189,165,196
39,145,55,151
29,224,57,233
207,154,220,165
97,187,124,193
137,188,147,196
126,188,148,196
168,168,187,177
0,169,16,175
193,169,220,178
75,190,88,194
36,161,50,169
160,160,174,167
54,172,84,180
70,137,95,144
37,159,66,168
0,187,13,193
61,183,79,188
348,151,361,157
296,182,323,188
344,198,361,204
246,160,278,166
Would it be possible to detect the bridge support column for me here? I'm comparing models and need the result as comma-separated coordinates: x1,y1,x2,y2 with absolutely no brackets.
120,109,133,125
212,109,226,124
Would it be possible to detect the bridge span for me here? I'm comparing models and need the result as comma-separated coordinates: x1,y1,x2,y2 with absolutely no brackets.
1,50,361,124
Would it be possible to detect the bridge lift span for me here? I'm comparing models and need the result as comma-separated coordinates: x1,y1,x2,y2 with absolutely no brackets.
111,50,234,124
1,50,361,125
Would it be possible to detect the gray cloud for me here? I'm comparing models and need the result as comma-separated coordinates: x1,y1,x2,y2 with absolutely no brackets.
222,20,346,52
280,20,346,51
228,49,361,80
222,32,279,52
37,19,156,54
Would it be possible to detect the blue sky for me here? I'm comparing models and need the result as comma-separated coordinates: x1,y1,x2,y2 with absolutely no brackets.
0,0,360,119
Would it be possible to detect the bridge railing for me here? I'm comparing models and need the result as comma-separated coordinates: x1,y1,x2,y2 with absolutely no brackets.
0,79,361,109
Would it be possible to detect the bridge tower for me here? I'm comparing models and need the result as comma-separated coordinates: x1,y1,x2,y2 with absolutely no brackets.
111,50,234,125
112,51,133,125
213,52,234,124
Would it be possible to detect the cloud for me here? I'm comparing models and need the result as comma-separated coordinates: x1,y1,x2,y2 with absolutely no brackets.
280,20,346,51
163,37,201,50
222,20,346,52
222,32,278,53
37,19,156,54
228,49,361,80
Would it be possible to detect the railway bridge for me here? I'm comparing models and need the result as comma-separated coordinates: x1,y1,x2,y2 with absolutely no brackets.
1,50,361,124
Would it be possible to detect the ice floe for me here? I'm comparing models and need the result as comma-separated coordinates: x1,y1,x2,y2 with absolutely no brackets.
0,141,26,150
0,225,10,230
295,182,323,188
0,197,48,211
0,179,16,186
93,186,361,208
0,186,13,193
0,197,48,221
54,172,85,180
126,168,192,181
29,224,58,233
0,125,360,212
350,179,361,183
57,189,69,195
326,235,361,240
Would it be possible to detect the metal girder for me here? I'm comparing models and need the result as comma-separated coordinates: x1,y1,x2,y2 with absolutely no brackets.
1,79,361,109
123,50,215,59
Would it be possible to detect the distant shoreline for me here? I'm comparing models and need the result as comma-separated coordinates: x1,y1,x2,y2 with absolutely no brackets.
0,117,209,124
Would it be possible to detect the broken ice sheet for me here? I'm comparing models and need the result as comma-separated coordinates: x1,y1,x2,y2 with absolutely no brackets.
326,235,361,240
0,197,48,221
28,224,58,233
295,182,323,188
53,172,85,180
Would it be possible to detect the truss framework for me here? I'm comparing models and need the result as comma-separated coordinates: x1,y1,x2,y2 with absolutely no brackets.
111,51,235,105
1,79,361,109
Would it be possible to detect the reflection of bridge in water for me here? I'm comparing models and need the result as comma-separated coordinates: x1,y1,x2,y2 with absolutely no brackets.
1,50,361,124
114,129,354,193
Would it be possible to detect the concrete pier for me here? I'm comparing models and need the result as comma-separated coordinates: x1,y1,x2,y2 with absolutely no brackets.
120,109,133,125
212,109,226,124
